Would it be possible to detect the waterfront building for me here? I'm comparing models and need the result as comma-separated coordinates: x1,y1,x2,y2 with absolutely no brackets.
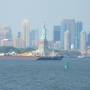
80,30,86,52
21,19,31,48
64,30,70,50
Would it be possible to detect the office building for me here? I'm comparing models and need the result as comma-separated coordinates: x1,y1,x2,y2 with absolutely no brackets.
0,25,13,46
64,30,70,50
87,33,90,47
53,26,61,42
14,32,25,48
1,39,13,46
21,19,31,48
53,25,62,49
75,22,83,49
61,19,76,49
0,26,12,40
29,30,40,48
80,30,86,52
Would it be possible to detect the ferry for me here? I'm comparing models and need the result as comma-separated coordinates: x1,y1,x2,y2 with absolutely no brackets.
37,56,64,60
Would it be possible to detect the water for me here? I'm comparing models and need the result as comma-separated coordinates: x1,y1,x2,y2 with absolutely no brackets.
0,58,90,90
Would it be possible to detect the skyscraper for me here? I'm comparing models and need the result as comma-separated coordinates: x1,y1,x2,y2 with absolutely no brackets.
29,30,40,48
21,19,31,48
14,32,25,48
61,19,76,49
75,22,83,49
80,30,86,52
64,30,70,50
0,25,12,40
0,25,13,46
53,26,61,42
86,32,90,47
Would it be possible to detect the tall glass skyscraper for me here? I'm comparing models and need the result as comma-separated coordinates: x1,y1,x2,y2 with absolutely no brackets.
53,25,64,50
21,19,31,48
29,30,40,48
53,26,61,42
87,33,90,47
75,22,83,49
64,30,70,50
80,30,86,52
61,19,76,49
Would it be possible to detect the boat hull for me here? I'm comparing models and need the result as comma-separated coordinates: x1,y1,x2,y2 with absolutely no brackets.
37,56,63,60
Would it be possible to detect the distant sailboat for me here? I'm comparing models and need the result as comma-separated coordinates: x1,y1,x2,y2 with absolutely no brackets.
78,55,85,59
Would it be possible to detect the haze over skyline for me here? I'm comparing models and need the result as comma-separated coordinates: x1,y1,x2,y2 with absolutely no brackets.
0,0,90,39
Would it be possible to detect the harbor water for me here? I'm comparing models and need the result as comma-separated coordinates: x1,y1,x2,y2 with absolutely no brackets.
0,58,90,90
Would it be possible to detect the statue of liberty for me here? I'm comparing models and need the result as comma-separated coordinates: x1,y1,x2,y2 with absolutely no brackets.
39,24,48,56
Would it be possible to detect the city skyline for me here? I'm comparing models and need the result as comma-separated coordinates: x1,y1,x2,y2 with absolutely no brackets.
0,19,89,40
0,0,90,39
0,19,89,51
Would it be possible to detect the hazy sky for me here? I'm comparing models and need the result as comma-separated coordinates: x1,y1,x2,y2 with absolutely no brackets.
0,0,90,39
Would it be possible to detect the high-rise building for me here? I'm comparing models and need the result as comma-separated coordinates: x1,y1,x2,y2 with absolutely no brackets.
0,25,12,40
80,30,86,52
14,32,25,48
53,26,61,42
61,19,76,49
21,19,31,48
53,25,62,50
0,25,13,46
14,38,25,48
60,26,66,49
29,30,40,48
86,32,90,47
64,30,70,50
75,22,83,49
1,39,13,46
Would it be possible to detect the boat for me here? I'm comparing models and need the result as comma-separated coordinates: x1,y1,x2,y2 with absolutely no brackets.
78,55,85,59
37,56,64,60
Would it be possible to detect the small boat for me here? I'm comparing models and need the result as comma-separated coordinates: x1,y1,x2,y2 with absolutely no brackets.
78,55,85,59
37,56,64,60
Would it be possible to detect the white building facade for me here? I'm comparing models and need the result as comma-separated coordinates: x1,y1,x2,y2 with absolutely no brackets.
80,30,86,52
64,30,71,51
21,19,31,48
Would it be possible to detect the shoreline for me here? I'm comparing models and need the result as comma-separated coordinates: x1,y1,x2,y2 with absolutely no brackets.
0,55,64,60
0,56,38,60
